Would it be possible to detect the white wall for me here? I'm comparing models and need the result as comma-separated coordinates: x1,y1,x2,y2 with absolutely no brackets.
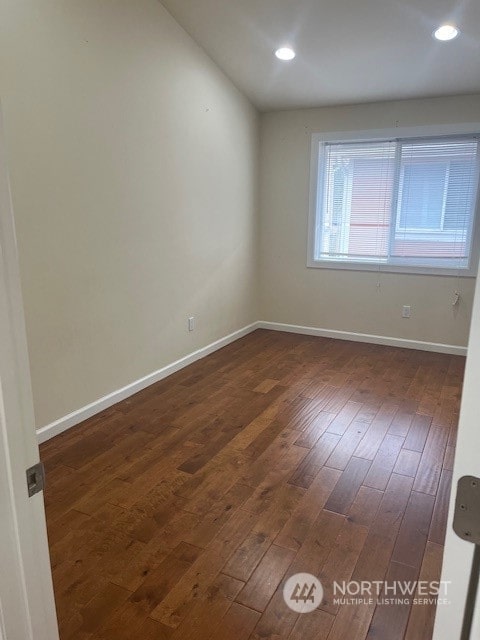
259,95,480,347
0,0,259,429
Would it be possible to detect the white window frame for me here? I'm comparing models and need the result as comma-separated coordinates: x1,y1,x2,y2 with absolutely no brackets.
307,124,480,277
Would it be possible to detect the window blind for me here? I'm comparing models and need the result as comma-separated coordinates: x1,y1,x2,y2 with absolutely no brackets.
314,135,480,271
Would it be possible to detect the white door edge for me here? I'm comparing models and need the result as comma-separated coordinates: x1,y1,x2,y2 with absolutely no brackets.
0,105,59,640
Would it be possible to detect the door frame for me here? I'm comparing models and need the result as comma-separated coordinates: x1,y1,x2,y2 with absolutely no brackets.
0,107,59,639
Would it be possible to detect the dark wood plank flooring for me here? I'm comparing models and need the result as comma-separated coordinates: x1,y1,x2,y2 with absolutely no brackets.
40,329,463,640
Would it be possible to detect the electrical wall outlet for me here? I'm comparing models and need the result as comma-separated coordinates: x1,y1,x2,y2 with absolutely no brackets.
188,316,195,331
402,305,411,319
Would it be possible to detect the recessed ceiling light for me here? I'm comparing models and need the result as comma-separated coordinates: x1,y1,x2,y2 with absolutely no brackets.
433,24,459,41
275,47,296,61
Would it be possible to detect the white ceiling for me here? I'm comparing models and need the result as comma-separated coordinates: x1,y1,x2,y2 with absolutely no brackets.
160,0,480,111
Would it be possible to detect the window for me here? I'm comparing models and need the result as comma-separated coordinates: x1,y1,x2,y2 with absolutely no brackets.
309,133,480,275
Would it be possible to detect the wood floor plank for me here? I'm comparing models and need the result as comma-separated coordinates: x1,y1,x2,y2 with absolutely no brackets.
275,466,341,551
63,582,132,640
404,542,445,640
413,426,449,495
39,330,462,640
393,449,422,478
391,491,436,570
288,608,334,640
208,602,260,640
93,543,202,639
324,596,376,640
354,403,399,460
326,401,363,435
149,508,256,628
223,484,304,582
134,618,174,640
366,561,419,640
347,486,383,528
169,573,244,640
181,482,254,549
326,475,415,640
235,544,295,612
324,418,370,471
429,469,453,545
363,434,404,491
388,400,417,437
242,446,307,514
129,542,202,611
288,432,340,489
443,444,455,471
319,519,369,615
294,412,335,448
359,473,414,556
324,457,371,515
404,414,432,452
249,579,299,640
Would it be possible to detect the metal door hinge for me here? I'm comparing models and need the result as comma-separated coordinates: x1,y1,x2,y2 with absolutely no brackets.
453,475,480,640
26,461,45,497
454,475,480,544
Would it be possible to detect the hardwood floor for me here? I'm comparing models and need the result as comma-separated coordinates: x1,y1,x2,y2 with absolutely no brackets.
40,329,463,640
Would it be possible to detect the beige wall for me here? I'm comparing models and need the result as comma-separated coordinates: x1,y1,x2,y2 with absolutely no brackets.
2,1,479,431
259,95,480,346
0,0,259,428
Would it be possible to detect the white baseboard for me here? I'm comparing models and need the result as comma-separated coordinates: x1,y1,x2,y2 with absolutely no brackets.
257,321,468,357
37,319,467,444
36,322,260,444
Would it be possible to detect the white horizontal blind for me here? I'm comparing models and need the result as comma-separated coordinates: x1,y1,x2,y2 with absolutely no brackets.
392,138,478,268
315,135,480,271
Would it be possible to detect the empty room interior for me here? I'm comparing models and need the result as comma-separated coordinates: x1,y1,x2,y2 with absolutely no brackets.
2,1,480,639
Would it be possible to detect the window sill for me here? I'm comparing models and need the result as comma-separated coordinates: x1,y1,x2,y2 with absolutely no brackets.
306,258,477,277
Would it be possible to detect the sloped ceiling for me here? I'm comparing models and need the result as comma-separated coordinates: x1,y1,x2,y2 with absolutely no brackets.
160,0,480,111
